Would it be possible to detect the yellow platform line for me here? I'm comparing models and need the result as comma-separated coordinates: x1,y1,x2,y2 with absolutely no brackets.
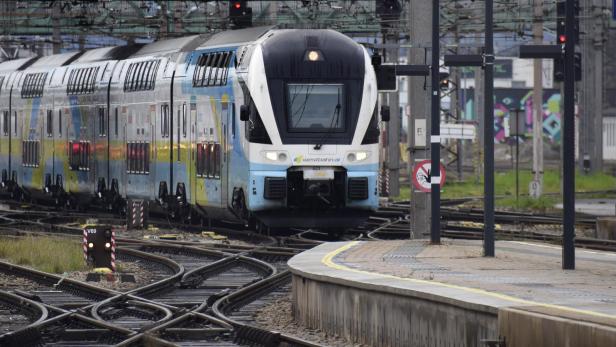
322,241,616,320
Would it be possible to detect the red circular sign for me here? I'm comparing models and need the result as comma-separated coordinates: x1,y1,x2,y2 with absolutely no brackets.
412,160,446,193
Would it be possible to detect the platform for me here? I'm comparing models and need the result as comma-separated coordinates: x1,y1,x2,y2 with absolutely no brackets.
289,240,616,347
555,198,616,216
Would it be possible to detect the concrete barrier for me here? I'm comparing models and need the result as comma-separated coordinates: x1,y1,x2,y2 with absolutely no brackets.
292,275,498,347
499,306,616,347
597,217,616,240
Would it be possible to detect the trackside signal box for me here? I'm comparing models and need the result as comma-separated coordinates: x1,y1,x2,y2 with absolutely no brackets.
83,225,116,271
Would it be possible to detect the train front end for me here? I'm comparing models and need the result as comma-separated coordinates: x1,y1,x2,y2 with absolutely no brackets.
234,29,381,230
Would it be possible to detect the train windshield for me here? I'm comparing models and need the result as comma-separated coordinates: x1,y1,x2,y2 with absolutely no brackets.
286,84,345,132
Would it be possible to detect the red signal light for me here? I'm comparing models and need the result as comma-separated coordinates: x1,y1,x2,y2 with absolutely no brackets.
234,2,241,9
558,34,566,44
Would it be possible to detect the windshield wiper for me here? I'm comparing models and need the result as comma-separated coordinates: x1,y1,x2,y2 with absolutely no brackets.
313,90,342,150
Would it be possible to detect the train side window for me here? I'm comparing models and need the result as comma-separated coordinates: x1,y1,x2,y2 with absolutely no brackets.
231,104,235,138
58,110,62,137
69,141,89,171
126,142,150,175
196,143,205,177
177,108,181,161
2,111,8,136
22,141,26,166
182,104,187,137
216,53,228,85
80,142,85,170
161,104,169,138
126,143,132,173
209,53,221,86
46,110,53,137
144,142,150,174
141,143,146,173
35,141,39,167
98,107,106,137
69,142,77,170
114,108,118,136
213,143,221,178
202,54,214,86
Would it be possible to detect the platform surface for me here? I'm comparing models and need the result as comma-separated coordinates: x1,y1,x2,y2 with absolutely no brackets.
289,239,616,323
555,198,616,216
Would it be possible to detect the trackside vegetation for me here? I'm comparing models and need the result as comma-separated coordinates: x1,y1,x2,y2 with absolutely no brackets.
0,236,87,274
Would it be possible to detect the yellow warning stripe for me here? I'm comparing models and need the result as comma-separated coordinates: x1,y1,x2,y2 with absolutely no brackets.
322,241,616,320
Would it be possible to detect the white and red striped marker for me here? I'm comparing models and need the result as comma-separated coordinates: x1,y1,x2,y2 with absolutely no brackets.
83,228,88,263
110,228,116,272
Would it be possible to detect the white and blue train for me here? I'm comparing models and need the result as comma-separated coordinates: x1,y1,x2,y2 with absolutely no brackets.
0,27,384,231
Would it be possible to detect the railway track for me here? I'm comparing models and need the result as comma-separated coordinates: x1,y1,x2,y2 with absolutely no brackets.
0,228,316,346
0,197,611,345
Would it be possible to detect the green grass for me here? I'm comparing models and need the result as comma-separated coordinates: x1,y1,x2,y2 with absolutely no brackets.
0,236,87,274
397,169,616,211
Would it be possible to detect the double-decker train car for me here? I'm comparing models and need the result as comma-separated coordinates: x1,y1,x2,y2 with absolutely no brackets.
0,27,384,232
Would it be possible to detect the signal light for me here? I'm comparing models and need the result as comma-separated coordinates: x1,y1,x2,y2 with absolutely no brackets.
558,35,566,44
229,0,252,28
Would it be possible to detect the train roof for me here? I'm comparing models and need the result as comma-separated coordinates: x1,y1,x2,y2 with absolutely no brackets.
132,35,207,57
72,44,144,63
28,51,84,69
197,26,273,49
0,26,277,74
0,57,38,73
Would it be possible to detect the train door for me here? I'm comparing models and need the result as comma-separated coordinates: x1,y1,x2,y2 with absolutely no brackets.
221,102,230,208
157,102,169,196
95,105,107,191
189,101,196,204
45,107,55,187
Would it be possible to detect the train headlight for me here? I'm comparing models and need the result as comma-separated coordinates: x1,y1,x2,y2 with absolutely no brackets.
347,151,369,162
308,51,320,61
105,242,111,249
262,151,288,162
305,50,323,62
88,242,94,249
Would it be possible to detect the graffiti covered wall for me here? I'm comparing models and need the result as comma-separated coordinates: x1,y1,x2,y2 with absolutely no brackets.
461,88,562,143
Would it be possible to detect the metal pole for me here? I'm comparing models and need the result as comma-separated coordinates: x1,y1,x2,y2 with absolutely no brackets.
409,0,432,240
562,0,576,270
532,0,544,196
483,0,495,257
430,0,441,244
516,109,519,209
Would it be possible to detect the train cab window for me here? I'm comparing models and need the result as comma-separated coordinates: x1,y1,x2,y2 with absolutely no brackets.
126,142,150,175
69,141,89,171
46,110,53,137
2,111,8,136
286,84,345,133
98,107,106,137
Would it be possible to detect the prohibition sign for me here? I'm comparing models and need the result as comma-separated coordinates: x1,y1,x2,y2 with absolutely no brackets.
412,160,446,193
